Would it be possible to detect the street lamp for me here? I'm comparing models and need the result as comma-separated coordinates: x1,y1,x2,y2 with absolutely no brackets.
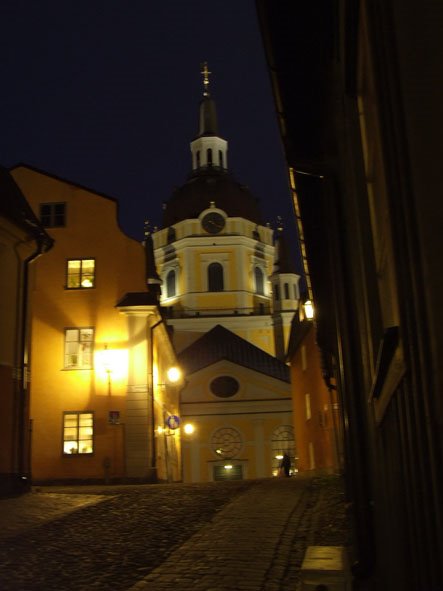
183,423,195,435
304,300,314,320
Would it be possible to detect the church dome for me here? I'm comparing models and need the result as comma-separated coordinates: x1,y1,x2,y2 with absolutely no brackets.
162,168,262,227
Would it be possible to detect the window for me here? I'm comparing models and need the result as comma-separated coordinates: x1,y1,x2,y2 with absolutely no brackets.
208,262,224,291
305,393,312,420
207,148,213,166
196,150,201,168
274,284,280,301
218,150,224,168
40,202,66,227
64,328,94,369
66,259,95,289
255,267,264,295
210,376,239,398
63,412,93,455
167,227,176,244
166,269,176,298
284,283,290,299
211,427,242,459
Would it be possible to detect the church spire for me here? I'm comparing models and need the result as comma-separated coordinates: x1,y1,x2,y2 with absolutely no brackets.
197,61,218,137
191,62,227,171
201,61,211,97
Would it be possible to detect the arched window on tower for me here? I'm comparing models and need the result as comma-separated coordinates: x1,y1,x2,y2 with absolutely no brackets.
284,283,290,299
166,270,176,298
208,262,224,292
218,150,224,168
255,267,264,295
207,148,213,166
274,284,280,301
196,150,201,168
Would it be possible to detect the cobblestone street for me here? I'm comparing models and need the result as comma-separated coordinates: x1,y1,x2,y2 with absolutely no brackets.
0,476,352,591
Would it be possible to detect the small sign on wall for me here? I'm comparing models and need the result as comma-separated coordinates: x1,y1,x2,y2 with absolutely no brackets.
166,415,180,430
108,411,120,424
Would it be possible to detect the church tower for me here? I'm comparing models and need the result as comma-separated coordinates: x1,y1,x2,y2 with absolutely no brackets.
152,65,299,482
152,65,298,357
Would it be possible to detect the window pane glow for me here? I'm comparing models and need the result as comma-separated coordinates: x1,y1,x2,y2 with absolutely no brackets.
67,259,95,289
64,328,94,369
63,412,93,455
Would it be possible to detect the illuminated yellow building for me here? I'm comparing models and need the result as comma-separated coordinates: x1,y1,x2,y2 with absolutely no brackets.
152,69,300,481
11,165,182,484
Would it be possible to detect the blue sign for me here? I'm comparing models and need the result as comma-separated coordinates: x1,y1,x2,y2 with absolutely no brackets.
166,415,180,430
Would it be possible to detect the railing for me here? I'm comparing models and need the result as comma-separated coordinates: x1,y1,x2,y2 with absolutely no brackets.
162,305,272,319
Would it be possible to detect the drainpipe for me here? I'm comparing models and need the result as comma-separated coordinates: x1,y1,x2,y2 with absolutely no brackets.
17,233,53,490
149,317,163,479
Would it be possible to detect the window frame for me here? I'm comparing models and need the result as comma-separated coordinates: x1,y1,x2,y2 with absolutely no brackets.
208,262,224,292
64,327,94,370
39,202,66,228
166,269,176,298
62,411,94,455
66,258,96,289
254,266,265,295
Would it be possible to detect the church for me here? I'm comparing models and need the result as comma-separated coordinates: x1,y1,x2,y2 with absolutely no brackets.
4,66,300,485
151,66,300,481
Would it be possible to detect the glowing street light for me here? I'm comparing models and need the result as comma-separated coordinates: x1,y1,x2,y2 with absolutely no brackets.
304,300,314,320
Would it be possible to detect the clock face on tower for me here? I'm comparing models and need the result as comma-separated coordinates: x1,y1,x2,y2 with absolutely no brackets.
202,211,226,234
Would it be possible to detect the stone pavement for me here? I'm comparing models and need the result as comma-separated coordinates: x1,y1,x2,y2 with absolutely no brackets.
0,475,352,591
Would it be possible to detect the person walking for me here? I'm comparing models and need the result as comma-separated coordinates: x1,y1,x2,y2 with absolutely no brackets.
280,452,291,477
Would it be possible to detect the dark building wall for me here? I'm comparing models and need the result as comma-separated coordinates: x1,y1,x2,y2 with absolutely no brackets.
257,1,443,589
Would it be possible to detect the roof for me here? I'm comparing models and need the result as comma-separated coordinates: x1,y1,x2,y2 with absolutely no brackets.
0,165,53,249
178,324,290,382
116,292,160,307
162,168,262,227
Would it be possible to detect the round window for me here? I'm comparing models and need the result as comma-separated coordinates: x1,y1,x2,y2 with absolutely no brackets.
210,376,239,398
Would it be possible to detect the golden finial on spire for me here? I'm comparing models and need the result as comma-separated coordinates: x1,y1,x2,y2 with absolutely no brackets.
201,61,211,97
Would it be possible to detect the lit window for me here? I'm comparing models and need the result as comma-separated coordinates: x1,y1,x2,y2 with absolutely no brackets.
40,202,66,227
208,262,224,292
64,328,94,369
66,259,95,289
63,412,93,455
166,270,176,298
255,267,264,295
305,393,312,420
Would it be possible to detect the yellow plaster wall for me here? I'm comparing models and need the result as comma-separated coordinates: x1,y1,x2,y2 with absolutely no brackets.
12,167,147,482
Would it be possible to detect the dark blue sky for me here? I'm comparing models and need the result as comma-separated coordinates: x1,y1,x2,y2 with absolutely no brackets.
1,0,298,258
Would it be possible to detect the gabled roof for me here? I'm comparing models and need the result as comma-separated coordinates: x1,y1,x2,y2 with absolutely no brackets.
178,324,290,382
0,165,53,249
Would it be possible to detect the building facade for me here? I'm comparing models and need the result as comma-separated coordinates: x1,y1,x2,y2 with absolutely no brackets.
11,165,182,484
152,73,299,481
288,318,342,475
0,167,52,495
257,1,443,588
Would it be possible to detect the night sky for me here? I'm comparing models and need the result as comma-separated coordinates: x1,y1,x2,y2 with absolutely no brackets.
1,1,298,265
